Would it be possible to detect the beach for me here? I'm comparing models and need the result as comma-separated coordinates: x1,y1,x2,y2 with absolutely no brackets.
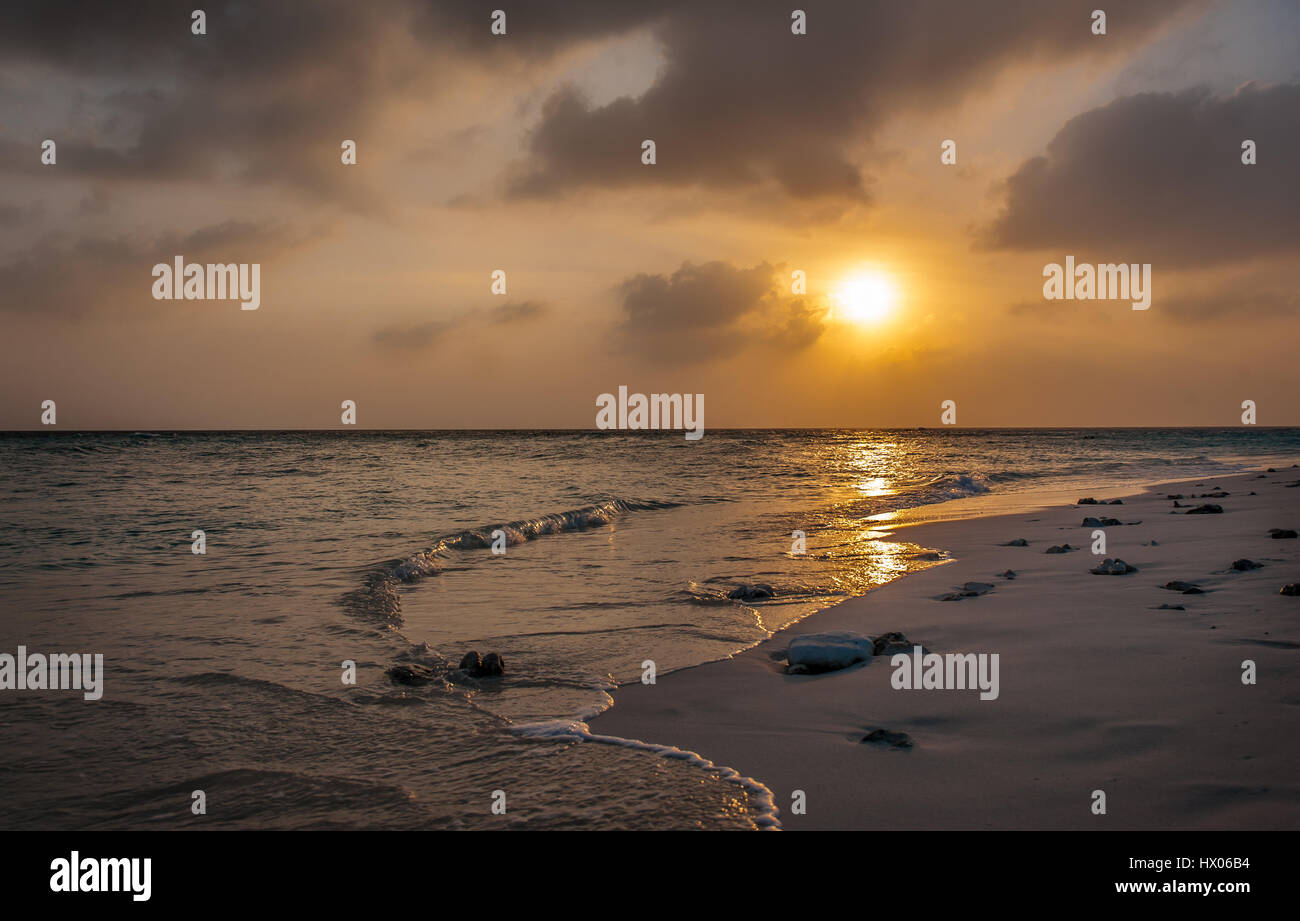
593,467,1300,830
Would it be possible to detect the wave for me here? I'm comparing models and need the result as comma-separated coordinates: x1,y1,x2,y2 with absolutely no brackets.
392,498,678,582
679,580,849,607
511,716,781,830
928,472,994,500
845,471,995,515
343,498,681,627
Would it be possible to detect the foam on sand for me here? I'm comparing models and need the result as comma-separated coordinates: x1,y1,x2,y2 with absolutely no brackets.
511,712,781,830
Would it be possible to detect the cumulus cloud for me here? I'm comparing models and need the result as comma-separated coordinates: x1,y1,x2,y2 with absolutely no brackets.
0,1,433,209
980,82,1300,266
506,0,1199,202
616,260,825,361
0,0,1202,228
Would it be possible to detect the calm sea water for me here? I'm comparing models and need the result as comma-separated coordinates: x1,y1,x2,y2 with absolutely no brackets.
2,429,1298,829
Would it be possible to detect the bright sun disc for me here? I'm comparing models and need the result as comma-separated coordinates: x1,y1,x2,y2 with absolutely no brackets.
834,272,898,324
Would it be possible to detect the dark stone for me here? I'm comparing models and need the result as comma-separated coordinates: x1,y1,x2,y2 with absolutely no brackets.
942,583,995,601
1185,504,1223,514
1076,497,1100,505
389,663,436,686
1280,584,1300,596
1154,604,1186,610
1231,559,1262,571
1108,499,1123,505
871,632,913,656
998,569,1016,580
457,650,505,677
480,652,505,677
1045,544,1074,554
728,583,775,600
1163,581,1201,593
1091,558,1137,575
1003,538,1029,546
1269,528,1298,539
861,728,913,750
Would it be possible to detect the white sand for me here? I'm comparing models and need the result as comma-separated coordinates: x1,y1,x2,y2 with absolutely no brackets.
593,469,1300,829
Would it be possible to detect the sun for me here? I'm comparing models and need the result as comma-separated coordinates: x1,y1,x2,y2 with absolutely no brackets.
833,271,899,325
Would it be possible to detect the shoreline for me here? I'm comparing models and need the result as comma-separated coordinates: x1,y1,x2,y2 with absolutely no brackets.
591,466,1300,830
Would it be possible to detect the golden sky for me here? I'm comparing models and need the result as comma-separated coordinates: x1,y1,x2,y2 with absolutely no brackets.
1,0,1298,428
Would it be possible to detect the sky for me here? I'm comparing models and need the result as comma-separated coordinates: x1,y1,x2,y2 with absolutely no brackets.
1,0,1298,429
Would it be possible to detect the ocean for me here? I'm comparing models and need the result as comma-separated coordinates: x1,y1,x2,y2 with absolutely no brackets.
2,428,1298,829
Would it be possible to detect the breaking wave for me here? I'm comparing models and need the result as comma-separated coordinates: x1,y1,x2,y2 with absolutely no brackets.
343,498,680,627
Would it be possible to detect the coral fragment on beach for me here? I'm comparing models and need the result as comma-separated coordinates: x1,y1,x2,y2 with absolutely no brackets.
860,728,913,750
940,581,994,600
1090,558,1137,575
786,632,873,674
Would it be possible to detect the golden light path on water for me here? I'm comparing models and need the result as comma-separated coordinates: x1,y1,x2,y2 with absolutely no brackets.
778,436,968,600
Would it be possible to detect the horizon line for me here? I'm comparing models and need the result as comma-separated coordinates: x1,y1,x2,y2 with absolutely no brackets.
3,426,1299,435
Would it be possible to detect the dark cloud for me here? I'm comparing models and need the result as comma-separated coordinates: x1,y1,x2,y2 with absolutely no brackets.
506,0,1199,201
372,319,457,351
0,0,670,207
490,300,546,324
0,221,324,315
1165,285,1300,321
78,186,112,216
0,1,429,209
1007,278,1300,323
0,0,1198,215
770,297,825,349
980,82,1300,265
372,300,547,351
409,2,671,55
616,260,824,361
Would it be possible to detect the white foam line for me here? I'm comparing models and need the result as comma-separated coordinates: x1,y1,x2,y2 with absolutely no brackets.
511,714,782,831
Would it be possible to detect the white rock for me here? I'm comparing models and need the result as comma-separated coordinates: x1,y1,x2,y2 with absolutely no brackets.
787,632,874,672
